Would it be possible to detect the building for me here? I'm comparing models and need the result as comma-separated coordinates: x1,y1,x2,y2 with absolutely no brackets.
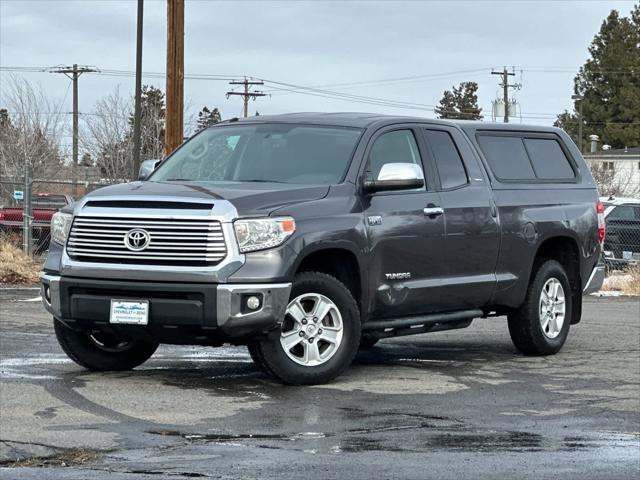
584,147,640,197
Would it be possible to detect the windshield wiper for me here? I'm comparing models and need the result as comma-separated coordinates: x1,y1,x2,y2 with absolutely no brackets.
241,179,286,183
165,178,191,181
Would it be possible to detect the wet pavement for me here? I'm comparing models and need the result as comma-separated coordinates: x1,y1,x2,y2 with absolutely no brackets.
0,292,638,479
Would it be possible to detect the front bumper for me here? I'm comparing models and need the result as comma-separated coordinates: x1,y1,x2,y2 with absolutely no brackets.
40,273,291,342
582,265,606,295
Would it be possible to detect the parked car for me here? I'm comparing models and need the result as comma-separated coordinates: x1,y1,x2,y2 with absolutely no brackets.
41,113,604,385
0,193,73,252
601,196,640,270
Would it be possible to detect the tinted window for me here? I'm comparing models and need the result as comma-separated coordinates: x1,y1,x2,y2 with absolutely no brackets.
477,136,536,180
424,130,468,189
607,205,640,221
367,130,423,183
523,138,575,179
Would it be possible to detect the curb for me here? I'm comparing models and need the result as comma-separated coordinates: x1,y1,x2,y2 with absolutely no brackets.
0,287,41,297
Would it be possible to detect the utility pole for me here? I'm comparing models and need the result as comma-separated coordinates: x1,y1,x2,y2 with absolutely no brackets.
22,160,32,256
165,0,184,157
227,78,266,117
571,94,584,153
52,65,97,195
491,67,516,123
132,0,144,179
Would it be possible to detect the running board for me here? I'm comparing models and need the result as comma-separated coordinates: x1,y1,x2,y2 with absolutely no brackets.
362,309,482,339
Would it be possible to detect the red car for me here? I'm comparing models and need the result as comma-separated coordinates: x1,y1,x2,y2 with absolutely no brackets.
0,193,73,252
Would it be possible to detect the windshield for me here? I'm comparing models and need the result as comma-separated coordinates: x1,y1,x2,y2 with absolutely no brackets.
150,123,363,185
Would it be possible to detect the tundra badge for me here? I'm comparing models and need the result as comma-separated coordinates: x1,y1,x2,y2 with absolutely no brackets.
385,272,411,280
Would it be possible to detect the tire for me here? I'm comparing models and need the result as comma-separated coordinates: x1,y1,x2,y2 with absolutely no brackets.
508,260,572,355
54,319,159,371
250,272,361,385
359,335,379,350
247,342,273,375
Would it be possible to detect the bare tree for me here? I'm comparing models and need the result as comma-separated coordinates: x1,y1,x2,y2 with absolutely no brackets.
589,162,640,197
0,75,66,187
81,85,169,182
81,87,132,181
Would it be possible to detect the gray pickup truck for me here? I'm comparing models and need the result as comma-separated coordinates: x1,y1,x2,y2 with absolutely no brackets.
42,113,605,385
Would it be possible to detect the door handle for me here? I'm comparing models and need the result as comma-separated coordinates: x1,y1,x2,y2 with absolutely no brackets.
423,206,444,218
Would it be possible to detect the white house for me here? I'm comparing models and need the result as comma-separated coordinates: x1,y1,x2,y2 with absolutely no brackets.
584,148,640,197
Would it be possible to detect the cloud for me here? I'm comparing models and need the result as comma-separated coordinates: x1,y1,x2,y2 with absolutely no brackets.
1,0,636,128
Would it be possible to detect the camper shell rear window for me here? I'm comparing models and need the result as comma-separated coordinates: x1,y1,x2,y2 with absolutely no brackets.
476,132,577,182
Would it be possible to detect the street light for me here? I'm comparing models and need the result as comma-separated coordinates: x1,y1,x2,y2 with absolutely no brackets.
571,94,584,153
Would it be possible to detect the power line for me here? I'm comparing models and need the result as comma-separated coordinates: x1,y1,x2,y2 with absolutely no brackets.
262,68,493,94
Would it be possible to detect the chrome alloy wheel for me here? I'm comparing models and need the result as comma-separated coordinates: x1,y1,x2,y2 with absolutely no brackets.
280,293,344,367
539,277,566,339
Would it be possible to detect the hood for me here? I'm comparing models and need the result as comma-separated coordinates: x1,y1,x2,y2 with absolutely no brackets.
83,181,330,216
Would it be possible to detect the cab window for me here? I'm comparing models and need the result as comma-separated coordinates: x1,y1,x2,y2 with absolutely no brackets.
367,130,425,189
424,129,468,189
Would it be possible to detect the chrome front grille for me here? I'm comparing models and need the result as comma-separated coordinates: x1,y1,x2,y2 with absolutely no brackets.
66,216,227,265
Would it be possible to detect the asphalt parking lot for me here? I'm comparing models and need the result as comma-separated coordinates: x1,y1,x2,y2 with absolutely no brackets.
0,292,638,479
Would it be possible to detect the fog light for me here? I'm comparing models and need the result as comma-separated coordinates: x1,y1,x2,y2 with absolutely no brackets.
246,295,261,310
43,285,51,303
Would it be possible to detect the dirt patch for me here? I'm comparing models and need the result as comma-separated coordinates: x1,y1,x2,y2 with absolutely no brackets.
0,241,42,284
603,266,640,295
0,447,102,468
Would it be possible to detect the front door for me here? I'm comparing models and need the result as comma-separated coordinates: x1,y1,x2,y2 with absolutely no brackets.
362,127,449,319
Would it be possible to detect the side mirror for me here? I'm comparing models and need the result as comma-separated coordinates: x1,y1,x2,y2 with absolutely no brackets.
363,163,425,193
138,159,161,181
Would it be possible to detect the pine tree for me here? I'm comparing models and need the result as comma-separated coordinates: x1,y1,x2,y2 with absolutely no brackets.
435,82,483,120
555,5,640,149
127,85,166,159
196,106,222,131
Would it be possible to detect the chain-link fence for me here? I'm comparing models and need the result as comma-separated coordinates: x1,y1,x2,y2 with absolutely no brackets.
0,176,115,258
601,199,640,273
585,154,640,273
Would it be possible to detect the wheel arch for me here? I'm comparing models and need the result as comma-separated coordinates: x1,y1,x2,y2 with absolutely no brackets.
292,245,365,320
530,235,582,324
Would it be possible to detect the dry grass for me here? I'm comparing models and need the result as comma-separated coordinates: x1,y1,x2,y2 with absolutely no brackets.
602,265,640,295
5,448,102,468
0,240,42,284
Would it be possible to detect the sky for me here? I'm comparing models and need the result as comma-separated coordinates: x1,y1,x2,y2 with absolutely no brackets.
1,0,638,146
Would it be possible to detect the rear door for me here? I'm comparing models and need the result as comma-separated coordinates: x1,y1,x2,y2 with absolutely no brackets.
419,126,500,309
362,126,450,318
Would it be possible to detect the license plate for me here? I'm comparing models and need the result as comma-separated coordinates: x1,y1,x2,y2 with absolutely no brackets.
622,251,633,260
110,299,149,325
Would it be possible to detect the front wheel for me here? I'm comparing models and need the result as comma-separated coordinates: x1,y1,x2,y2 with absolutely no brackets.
508,260,572,355
54,319,158,371
249,272,361,385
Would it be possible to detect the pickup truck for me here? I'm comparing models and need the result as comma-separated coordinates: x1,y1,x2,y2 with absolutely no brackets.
41,113,605,385
0,193,73,252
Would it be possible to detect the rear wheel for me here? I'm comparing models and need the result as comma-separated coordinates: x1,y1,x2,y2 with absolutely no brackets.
249,272,360,385
508,260,572,355
54,319,158,371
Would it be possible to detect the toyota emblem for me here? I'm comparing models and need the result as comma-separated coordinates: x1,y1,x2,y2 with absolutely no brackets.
124,229,151,251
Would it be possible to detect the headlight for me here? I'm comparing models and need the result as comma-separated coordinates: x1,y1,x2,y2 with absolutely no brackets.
234,217,295,253
51,212,73,246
